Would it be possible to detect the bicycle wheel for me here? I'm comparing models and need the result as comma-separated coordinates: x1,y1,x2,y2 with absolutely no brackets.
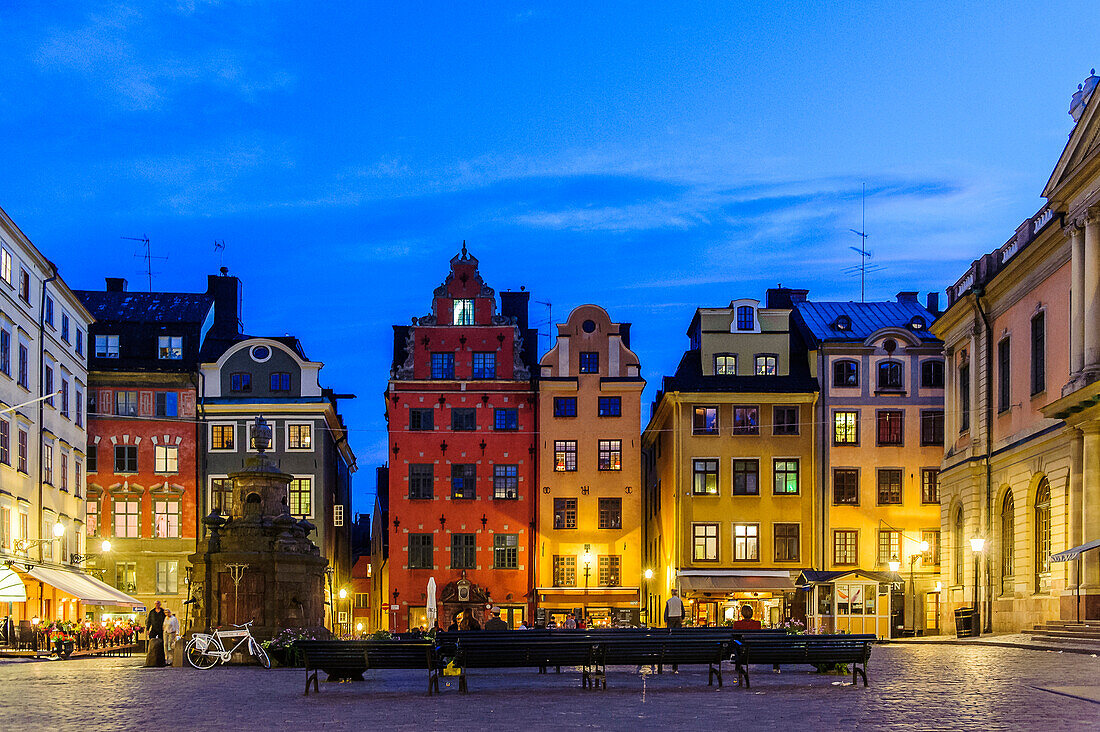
185,638,219,670
251,639,271,669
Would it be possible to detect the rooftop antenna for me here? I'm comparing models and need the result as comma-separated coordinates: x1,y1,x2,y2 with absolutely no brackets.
214,240,226,269
123,235,167,292
534,299,552,353
847,183,873,302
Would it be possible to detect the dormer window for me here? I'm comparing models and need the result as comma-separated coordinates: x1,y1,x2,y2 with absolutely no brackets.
909,316,926,331
454,298,474,326
736,306,755,331
833,315,852,331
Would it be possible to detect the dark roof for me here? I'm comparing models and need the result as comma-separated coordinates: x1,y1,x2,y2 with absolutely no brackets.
658,349,818,397
75,290,213,325
794,300,941,344
199,333,309,362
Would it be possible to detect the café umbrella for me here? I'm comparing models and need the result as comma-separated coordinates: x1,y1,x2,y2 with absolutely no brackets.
426,577,438,628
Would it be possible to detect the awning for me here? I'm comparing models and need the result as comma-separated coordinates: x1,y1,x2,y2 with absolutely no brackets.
679,572,796,593
1050,539,1100,563
0,567,28,602
23,566,144,607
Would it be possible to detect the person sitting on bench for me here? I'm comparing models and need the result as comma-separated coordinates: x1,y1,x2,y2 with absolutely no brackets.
731,605,762,630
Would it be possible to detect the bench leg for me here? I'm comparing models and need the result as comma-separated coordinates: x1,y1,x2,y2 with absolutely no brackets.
709,662,722,687
305,668,319,696
459,670,467,694
737,662,750,689
429,668,439,695
854,663,868,687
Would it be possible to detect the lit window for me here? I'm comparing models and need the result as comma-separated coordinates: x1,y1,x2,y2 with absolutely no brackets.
153,500,180,538
554,441,577,472
755,355,777,375
692,406,718,435
289,478,312,517
553,498,577,529
598,439,621,471
454,299,474,325
693,523,719,560
733,523,759,560
692,459,718,495
834,411,858,445
288,424,312,449
714,354,736,375
114,499,140,538
492,464,519,499
158,336,183,360
732,406,759,435
773,459,799,494
211,424,235,450
154,445,178,473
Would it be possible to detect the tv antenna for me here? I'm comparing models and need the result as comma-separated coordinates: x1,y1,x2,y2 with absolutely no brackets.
844,184,882,302
534,300,553,353
122,235,168,292
214,240,226,268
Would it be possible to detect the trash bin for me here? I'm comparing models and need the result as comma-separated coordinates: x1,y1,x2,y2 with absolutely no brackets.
954,607,980,638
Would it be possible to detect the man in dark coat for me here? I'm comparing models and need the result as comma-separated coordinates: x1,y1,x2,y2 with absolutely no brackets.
484,607,508,631
145,601,166,667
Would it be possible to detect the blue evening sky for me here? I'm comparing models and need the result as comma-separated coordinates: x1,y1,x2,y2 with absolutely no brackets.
1,2,1097,513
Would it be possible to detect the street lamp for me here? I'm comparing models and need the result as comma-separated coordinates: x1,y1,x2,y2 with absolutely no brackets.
581,548,594,624
338,588,348,636
888,556,901,573
970,537,985,636
14,521,64,555
908,540,930,634
642,569,653,626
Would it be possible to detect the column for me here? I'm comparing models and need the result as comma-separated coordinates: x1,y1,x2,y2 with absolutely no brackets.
1080,424,1100,591
1070,224,1085,375
1084,213,1100,371
945,347,957,439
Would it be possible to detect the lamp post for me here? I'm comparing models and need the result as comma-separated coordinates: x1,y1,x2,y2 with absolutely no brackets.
970,537,985,636
642,568,653,626
908,540,930,635
338,587,348,637
581,548,593,624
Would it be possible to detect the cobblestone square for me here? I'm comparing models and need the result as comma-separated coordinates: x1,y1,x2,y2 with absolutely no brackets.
1,644,1098,730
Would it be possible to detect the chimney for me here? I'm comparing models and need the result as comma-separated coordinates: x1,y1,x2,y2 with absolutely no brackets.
896,291,919,303
207,267,242,339
105,277,127,293
500,289,531,332
926,292,940,314
765,287,809,309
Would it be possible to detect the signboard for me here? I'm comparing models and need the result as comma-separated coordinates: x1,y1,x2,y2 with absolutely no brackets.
390,605,399,611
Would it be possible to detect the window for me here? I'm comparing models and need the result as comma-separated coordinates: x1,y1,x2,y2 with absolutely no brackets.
1031,312,1045,395
732,523,759,560
834,530,858,565
60,379,69,417
95,335,120,358
158,336,183,360
409,409,434,431
288,478,312,517
451,464,476,499
693,523,719,561
553,498,577,529
579,352,599,374
692,459,719,495
921,469,940,504
773,459,799,495
113,390,137,417
1000,492,1015,594
18,269,29,303
44,366,53,406
230,373,252,392
878,360,904,389
115,562,137,593
42,441,53,484
877,468,902,504
0,249,8,283
158,561,179,594
494,408,518,430
354,593,369,609
453,298,474,325
493,534,518,569
450,408,476,431
833,360,859,387
114,445,138,473
76,330,83,356
833,469,859,505
17,343,27,387
693,406,718,435
408,464,433,499
732,459,759,495
472,352,496,379
17,428,27,472
288,424,312,449
922,530,941,565
74,458,82,498
553,555,576,586
922,360,945,388
773,405,798,435
735,305,754,330
775,523,800,561
921,410,944,446
714,354,736,375
755,355,777,375
451,533,476,569
0,420,8,465
877,410,903,446
44,296,54,326
834,411,859,445
270,372,291,392
153,500,180,538
598,439,621,471
86,442,97,473
61,313,70,343
0,328,8,375
732,406,759,435
554,441,577,472
598,555,621,586
959,363,971,431
598,497,622,529
114,499,139,538
1035,480,1051,591
76,388,84,426
493,464,519,499
954,509,965,585
554,397,577,417
997,338,1011,413
431,353,455,379
409,534,434,569
877,530,901,566
211,424,235,450
154,445,178,473
86,501,97,536
598,396,621,417
211,478,233,514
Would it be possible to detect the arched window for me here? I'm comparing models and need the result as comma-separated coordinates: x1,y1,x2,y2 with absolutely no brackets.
878,360,904,390
833,360,859,387
953,508,964,585
735,306,755,331
1035,479,1051,592
1000,491,1014,596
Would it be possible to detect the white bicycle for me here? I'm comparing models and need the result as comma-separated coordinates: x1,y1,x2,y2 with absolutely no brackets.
185,621,271,670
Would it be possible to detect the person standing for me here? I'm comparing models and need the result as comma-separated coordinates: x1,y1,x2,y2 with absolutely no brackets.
664,589,685,629
162,609,180,665
145,601,166,667
484,607,509,631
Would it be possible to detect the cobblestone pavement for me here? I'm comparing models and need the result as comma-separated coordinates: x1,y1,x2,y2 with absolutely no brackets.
1,644,1098,731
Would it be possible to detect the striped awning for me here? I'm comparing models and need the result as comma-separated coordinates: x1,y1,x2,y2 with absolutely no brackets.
1050,539,1100,563
23,566,144,607
0,567,28,602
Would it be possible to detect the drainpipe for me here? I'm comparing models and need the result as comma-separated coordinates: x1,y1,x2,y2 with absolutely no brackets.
973,289,994,633
37,265,59,566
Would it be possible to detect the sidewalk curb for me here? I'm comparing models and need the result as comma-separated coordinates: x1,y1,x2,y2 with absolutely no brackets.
883,638,1100,656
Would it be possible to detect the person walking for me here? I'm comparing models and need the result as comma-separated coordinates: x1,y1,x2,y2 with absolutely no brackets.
484,607,509,631
145,600,166,667
162,609,180,665
664,589,684,629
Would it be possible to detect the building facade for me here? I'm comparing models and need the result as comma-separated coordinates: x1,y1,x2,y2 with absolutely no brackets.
642,289,818,628
536,304,644,626
386,247,538,631
934,70,1100,631
793,293,945,636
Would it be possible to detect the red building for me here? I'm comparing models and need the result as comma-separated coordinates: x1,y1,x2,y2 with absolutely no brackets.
387,247,538,631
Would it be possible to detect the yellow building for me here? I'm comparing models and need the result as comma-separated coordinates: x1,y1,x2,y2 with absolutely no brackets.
642,289,818,628
537,305,644,626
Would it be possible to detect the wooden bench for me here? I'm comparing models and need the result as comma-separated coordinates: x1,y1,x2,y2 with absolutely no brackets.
734,634,875,688
595,634,733,688
297,640,440,696
450,636,601,692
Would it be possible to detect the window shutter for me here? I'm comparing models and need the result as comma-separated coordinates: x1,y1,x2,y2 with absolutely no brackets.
139,391,155,417
180,391,196,417
98,390,113,414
